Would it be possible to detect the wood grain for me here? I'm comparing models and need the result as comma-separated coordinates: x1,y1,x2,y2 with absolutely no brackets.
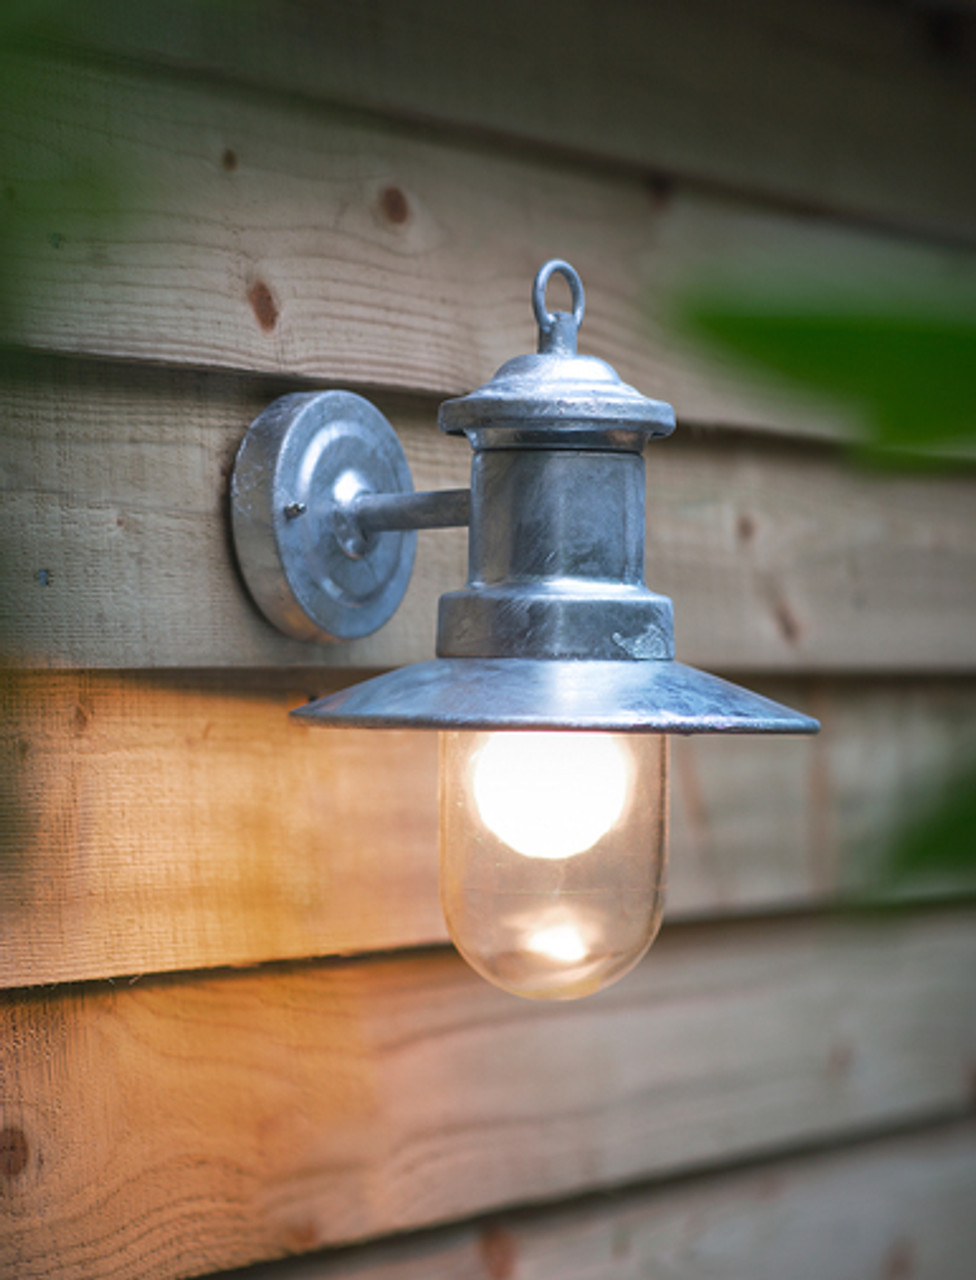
2,52,971,437
1,16,973,1280
4,668,976,990
2,911,975,1279
2,362,975,672
28,0,976,244
0,669,442,988
229,1123,976,1280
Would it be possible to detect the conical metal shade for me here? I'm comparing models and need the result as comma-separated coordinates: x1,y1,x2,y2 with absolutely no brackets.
294,658,820,734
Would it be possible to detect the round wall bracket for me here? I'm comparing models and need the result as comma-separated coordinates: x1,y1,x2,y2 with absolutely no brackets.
230,391,416,642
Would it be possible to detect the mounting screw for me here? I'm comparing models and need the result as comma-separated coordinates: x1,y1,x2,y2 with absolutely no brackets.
283,502,307,519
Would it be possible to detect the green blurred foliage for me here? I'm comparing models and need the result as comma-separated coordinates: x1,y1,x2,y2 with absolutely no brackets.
0,2,126,334
668,272,976,893
679,307,976,459
885,763,976,891
672,280,976,463
0,0,239,337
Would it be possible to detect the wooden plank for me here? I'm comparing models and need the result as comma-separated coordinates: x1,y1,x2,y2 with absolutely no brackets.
2,361,976,672
24,0,976,244
2,52,971,437
0,669,441,988
4,669,976,990
226,1123,976,1279
2,911,975,1279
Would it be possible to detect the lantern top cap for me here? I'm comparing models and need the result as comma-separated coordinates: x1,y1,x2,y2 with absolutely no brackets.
438,260,675,449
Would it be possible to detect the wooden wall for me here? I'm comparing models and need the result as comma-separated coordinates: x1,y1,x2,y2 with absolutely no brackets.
2,3,976,1277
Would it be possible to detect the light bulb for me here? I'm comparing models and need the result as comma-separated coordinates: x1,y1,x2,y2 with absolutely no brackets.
439,730,667,1000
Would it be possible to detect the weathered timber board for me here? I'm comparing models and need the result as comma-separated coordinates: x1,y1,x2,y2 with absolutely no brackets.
2,53,971,435
2,363,975,671
3,669,976,990
2,912,975,1279
223,1123,976,1280
22,0,976,244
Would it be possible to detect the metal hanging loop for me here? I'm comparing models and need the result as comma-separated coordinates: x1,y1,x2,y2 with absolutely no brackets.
532,259,585,354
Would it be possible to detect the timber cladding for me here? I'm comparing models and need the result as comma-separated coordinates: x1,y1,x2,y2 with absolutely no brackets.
2,914,976,1273
2,3,976,1278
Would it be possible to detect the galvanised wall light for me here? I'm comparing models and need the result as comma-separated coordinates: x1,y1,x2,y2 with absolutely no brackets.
231,261,819,1001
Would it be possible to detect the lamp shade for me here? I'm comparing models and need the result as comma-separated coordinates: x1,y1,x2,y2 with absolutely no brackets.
293,657,820,733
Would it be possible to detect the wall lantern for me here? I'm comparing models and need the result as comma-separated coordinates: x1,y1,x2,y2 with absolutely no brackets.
231,261,819,1001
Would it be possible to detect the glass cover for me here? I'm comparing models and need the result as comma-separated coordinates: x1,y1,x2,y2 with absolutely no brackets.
440,730,667,999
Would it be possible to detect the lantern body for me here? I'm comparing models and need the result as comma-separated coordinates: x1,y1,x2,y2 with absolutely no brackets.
440,730,667,999
250,261,820,1005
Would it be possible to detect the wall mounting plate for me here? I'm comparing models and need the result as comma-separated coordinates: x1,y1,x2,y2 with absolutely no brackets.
230,391,416,642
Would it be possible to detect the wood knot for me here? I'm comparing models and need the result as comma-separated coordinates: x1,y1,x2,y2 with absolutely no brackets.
247,280,279,332
646,171,673,208
918,7,974,64
757,1172,786,1200
773,596,802,644
73,698,92,734
379,184,410,224
611,1226,633,1259
221,148,238,172
479,1225,517,1279
884,1237,915,1279
828,1039,855,1076
282,1218,320,1252
0,1127,29,1178
737,512,756,543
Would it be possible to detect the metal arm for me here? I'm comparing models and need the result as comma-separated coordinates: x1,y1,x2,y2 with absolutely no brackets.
333,488,470,559
351,487,470,533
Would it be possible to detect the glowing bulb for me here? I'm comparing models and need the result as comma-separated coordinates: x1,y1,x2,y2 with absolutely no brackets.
472,732,630,859
525,922,588,963
440,730,667,1001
